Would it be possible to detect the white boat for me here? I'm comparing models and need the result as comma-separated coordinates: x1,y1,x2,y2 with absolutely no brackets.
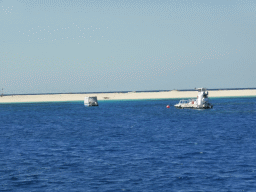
84,96,98,107
174,88,213,109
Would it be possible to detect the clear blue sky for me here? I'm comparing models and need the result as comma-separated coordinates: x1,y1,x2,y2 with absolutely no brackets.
0,0,255,94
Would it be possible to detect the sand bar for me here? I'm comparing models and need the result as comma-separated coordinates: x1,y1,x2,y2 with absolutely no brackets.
0,89,256,103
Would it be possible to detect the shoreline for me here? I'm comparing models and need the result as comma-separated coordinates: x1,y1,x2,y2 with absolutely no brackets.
1,89,256,103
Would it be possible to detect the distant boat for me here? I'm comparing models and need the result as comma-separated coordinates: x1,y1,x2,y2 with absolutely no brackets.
84,96,98,107
174,88,213,109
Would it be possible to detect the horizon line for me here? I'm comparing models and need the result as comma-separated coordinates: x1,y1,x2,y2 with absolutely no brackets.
1,87,256,96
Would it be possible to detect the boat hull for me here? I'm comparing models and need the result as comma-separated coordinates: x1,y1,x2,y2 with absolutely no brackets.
174,104,213,109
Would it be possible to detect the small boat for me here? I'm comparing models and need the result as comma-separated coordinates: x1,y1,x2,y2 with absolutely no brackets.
84,96,98,107
174,88,213,109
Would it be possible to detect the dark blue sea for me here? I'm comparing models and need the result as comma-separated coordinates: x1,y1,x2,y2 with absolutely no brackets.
1,97,256,191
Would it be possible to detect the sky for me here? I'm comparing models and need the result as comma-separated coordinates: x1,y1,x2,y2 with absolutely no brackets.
0,0,255,94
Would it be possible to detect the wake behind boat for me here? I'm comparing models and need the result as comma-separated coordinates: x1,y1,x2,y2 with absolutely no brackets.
174,88,213,109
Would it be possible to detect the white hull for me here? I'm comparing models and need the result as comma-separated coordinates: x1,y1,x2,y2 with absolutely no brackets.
174,103,212,109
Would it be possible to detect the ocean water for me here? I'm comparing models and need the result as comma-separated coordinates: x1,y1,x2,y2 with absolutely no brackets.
0,97,256,191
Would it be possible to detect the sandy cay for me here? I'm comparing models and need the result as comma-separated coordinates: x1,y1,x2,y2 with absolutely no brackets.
0,89,256,103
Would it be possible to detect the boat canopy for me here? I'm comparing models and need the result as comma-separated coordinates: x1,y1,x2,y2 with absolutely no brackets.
197,88,207,92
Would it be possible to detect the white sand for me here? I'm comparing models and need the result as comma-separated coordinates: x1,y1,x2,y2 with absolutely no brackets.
0,89,256,103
